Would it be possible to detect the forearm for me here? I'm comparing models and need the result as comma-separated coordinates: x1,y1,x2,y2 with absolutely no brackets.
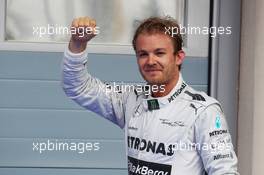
62,48,91,99
62,48,126,127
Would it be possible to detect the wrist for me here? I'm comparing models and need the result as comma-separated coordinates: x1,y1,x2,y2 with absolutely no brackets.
69,38,87,53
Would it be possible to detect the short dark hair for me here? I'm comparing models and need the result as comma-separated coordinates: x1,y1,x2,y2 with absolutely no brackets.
132,16,183,70
132,16,183,53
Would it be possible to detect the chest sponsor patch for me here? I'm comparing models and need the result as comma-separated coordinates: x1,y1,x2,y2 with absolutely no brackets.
128,156,172,175
127,136,175,156
147,99,160,111
159,118,185,127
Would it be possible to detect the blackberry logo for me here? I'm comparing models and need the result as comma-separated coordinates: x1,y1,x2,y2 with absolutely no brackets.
128,156,171,175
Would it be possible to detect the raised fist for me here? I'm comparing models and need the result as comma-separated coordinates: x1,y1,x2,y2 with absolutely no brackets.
71,17,98,42
69,17,99,53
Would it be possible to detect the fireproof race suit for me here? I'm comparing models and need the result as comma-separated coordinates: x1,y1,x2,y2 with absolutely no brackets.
62,48,239,175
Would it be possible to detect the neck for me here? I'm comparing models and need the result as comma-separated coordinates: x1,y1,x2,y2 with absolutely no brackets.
152,74,180,98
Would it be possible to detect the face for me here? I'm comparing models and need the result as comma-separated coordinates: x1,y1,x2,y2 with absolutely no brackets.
135,33,184,86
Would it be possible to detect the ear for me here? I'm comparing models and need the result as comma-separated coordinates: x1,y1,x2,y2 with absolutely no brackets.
175,50,185,66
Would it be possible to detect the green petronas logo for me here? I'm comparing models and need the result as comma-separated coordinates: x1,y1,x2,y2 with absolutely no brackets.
215,116,221,129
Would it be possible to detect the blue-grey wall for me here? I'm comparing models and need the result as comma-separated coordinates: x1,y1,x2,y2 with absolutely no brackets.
0,50,208,175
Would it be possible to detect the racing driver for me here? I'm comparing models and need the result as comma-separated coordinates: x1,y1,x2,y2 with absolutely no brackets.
62,16,239,175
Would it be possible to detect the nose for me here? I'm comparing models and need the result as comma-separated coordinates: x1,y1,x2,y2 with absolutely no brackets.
146,54,156,65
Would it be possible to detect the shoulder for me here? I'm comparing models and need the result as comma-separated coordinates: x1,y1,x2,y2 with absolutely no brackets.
183,85,221,106
181,87,228,131
180,85,223,115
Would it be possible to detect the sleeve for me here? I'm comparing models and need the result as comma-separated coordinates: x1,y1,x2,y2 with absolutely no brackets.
194,104,239,175
61,48,126,129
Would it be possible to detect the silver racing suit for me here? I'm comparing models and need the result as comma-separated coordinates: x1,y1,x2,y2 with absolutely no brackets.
62,48,239,175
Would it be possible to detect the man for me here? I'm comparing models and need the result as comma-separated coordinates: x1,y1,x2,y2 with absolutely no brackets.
62,16,239,175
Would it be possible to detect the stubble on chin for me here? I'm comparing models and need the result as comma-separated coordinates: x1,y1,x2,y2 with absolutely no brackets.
143,75,167,86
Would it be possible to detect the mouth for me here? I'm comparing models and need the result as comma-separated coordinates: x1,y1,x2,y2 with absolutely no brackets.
144,69,162,72
144,69,162,77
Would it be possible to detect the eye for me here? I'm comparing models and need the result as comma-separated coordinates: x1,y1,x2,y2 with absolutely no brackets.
138,52,148,58
156,51,165,56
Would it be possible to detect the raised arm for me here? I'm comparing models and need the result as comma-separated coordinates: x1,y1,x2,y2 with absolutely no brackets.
62,17,126,128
